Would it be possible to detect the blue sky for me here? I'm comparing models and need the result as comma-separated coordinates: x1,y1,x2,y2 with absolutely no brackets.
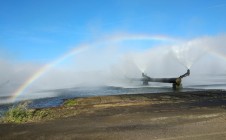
1,0,226,62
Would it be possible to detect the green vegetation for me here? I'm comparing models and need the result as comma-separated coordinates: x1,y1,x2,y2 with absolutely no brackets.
3,102,51,123
64,99,78,107
2,99,80,124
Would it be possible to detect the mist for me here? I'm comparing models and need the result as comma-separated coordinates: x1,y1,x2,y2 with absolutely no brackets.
1,34,226,100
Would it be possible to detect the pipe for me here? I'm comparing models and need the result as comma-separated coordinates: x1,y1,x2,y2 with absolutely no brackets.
141,69,190,89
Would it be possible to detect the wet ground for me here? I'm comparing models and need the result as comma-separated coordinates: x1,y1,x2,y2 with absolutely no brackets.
1,90,226,140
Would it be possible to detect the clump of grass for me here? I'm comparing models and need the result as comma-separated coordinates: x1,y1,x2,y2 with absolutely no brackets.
3,102,51,123
64,99,78,107
3,102,32,123
3,99,81,123
32,109,50,120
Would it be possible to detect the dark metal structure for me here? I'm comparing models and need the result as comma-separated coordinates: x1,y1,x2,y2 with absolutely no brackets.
141,69,190,89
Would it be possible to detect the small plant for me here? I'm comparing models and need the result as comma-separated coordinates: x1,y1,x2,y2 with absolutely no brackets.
33,109,50,119
3,102,51,123
3,102,33,123
64,99,78,107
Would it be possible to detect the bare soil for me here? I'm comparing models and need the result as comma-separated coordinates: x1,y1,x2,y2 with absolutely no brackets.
1,90,226,140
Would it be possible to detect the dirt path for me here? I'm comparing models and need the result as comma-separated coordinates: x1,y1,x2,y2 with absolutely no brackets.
1,90,226,140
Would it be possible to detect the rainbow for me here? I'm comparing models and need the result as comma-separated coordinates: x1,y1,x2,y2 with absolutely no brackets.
202,47,226,62
195,35,226,62
10,45,88,102
10,34,175,102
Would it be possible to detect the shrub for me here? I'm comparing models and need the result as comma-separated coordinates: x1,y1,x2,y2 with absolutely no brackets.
64,99,78,107
3,102,33,123
3,102,50,123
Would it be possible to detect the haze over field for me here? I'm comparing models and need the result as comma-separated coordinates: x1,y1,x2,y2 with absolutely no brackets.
1,0,226,102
